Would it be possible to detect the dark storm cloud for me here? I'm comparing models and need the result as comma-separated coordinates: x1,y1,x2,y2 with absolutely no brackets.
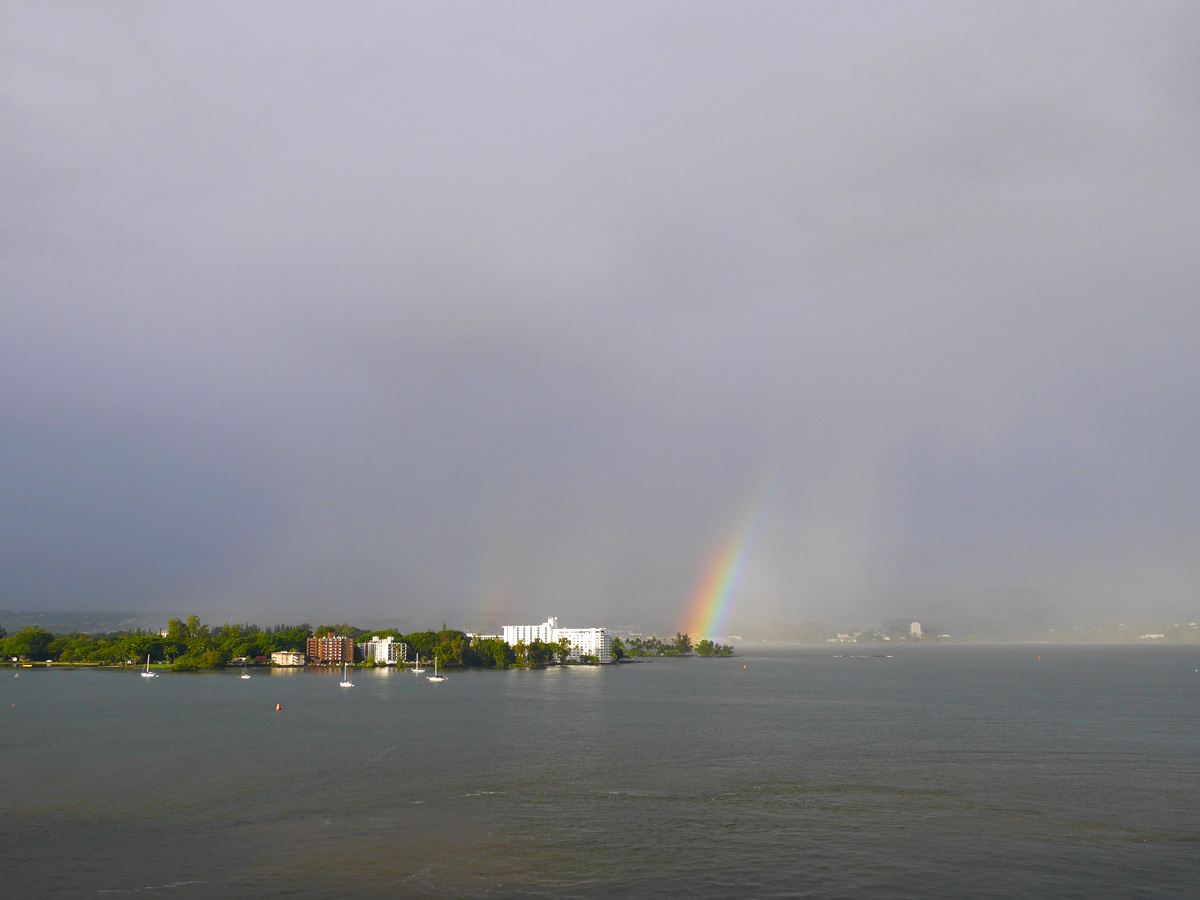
2,2,1197,631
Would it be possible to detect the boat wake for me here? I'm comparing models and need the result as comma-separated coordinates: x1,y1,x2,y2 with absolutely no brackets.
97,880,206,893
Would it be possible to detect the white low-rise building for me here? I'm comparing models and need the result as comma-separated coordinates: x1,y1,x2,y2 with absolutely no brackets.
271,651,306,667
502,617,612,663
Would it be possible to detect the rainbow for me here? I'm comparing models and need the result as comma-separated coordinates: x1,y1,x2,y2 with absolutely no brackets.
682,484,771,640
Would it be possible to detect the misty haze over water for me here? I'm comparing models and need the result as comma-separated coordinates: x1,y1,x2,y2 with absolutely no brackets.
3,4,1199,634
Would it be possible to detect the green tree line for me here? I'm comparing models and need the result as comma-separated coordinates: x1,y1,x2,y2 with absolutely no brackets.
0,617,313,669
614,633,733,658
2,619,734,669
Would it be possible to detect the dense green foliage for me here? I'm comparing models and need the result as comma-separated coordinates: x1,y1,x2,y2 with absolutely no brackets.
3,617,312,668
474,637,517,668
2,626,55,661
694,638,734,657
314,623,368,641
622,633,732,657
405,630,469,667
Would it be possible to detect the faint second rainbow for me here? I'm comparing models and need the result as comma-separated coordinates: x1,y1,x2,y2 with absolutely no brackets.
682,480,772,640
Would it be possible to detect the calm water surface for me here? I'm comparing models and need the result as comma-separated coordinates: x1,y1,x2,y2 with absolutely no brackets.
3,645,1198,898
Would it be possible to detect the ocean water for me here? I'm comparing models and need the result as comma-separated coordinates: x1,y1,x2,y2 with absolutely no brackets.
3,644,1198,898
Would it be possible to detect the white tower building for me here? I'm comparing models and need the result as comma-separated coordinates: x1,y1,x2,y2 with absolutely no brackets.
366,635,407,664
554,627,612,662
502,617,559,647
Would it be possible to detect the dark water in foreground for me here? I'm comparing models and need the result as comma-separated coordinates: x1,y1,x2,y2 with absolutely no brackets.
3,645,1199,898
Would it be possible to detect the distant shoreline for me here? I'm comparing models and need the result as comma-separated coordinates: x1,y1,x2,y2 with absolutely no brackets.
7,641,1200,674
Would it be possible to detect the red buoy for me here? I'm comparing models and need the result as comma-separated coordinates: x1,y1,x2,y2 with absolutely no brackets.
275,703,282,711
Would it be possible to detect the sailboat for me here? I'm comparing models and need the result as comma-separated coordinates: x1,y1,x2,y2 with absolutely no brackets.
240,660,251,680
339,661,354,688
426,656,446,683
140,654,158,678
412,653,425,675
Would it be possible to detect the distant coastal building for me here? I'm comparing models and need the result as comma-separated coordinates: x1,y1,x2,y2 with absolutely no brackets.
502,617,612,663
306,633,355,665
364,635,408,664
910,622,922,638
271,651,306,667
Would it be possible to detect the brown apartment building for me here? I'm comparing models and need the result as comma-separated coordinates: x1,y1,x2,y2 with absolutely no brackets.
305,633,355,665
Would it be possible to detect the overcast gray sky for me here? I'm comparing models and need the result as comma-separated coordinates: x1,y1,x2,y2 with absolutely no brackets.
3,2,1198,634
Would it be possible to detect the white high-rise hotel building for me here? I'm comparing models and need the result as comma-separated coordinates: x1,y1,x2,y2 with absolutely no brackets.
502,616,613,663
